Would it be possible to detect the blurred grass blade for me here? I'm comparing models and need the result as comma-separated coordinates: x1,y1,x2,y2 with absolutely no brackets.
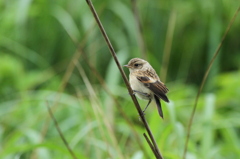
183,6,240,159
201,93,215,158
52,6,80,43
0,37,48,68
104,50,129,122
16,0,32,25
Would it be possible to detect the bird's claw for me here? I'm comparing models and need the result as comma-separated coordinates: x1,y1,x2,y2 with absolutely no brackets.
142,110,146,115
129,91,136,96
138,111,146,121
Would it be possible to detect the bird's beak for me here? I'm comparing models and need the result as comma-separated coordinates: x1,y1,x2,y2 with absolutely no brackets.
124,65,131,68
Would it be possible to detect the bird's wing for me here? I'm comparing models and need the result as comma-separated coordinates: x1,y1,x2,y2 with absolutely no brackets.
136,76,169,103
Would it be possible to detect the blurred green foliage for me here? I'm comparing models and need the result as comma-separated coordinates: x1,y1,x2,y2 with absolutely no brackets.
0,0,240,159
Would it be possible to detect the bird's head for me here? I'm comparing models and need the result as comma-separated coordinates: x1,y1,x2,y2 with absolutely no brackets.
124,58,148,72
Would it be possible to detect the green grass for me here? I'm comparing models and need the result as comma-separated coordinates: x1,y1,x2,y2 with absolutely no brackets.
0,0,240,158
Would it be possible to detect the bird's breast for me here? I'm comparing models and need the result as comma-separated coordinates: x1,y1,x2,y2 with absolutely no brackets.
129,75,152,100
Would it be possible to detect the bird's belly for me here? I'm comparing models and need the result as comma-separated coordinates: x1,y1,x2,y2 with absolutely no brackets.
130,77,152,100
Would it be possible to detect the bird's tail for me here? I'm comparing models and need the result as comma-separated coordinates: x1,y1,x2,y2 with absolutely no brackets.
154,95,163,119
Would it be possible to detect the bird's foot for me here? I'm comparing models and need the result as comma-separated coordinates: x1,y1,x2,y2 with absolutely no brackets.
142,110,146,115
129,91,136,96
138,111,146,121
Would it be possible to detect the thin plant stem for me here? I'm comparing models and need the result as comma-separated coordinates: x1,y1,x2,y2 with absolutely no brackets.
39,49,83,140
37,13,96,150
85,0,163,158
143,133,158,157
75,61,124,159
46,102,78,159
82,53,150,157
160,10,176,82
183,6,240,159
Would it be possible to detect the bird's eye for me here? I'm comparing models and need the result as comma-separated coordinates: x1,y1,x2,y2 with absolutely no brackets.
134,63,139,67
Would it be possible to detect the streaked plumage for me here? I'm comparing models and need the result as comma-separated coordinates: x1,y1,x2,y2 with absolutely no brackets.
124,58,169,118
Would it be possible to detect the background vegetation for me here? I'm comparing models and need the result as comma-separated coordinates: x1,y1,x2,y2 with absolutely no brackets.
0,0,240,158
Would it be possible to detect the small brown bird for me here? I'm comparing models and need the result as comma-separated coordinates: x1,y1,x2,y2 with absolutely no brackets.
124,58,169,118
